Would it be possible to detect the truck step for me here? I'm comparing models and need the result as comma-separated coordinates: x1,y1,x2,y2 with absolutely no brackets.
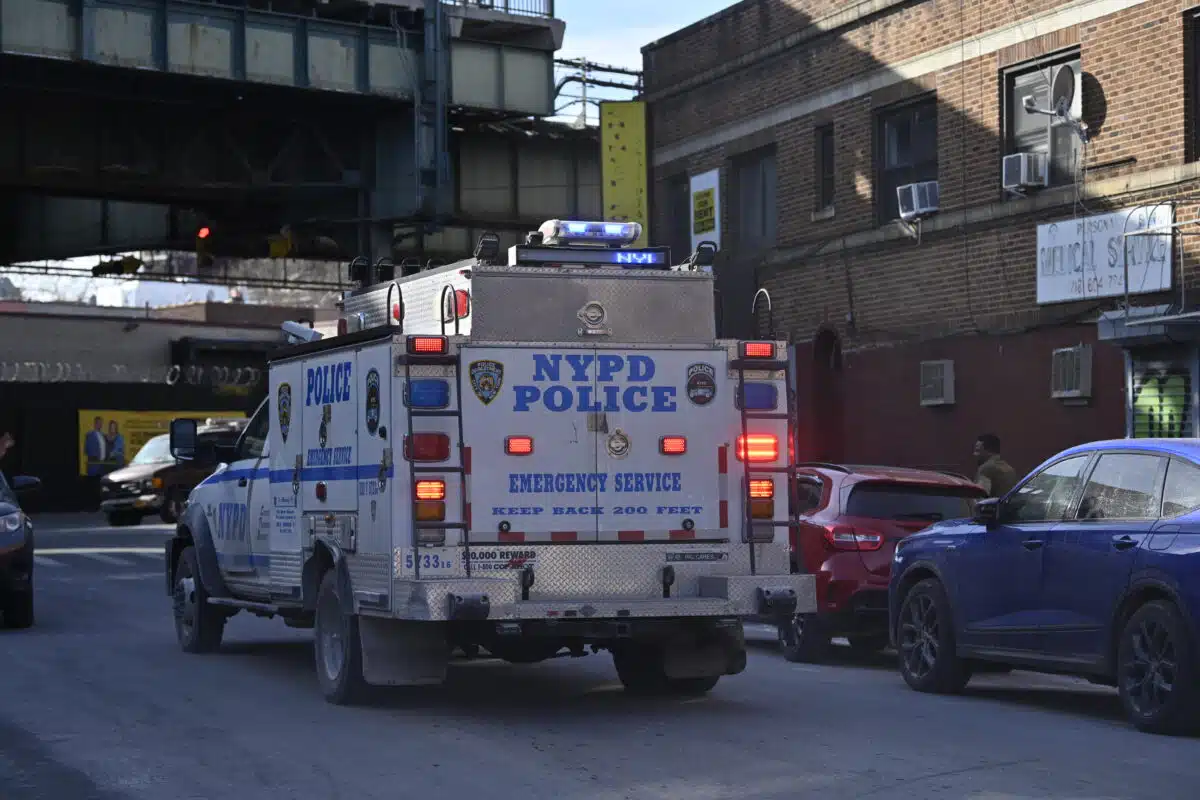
206,597,280,617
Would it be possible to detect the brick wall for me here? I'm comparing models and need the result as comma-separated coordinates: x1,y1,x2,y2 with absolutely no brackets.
646,0,1200,342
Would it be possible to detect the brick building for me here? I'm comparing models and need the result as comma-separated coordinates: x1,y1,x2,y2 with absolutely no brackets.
643,0,1200,478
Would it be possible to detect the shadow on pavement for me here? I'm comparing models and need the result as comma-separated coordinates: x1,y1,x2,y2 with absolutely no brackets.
961,683,1127,726
215,637,769,721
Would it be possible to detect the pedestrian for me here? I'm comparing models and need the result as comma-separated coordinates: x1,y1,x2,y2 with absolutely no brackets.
973,433,1017,498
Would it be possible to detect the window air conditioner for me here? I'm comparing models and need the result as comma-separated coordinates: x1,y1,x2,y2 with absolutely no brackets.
1002,152,1048,191
919,359,955,406
1051,344,1093,400
897,181,940,222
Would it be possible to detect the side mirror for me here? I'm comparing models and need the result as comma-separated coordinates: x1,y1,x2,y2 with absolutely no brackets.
973,497,1001,525
169,418,199,461
11,475,40,495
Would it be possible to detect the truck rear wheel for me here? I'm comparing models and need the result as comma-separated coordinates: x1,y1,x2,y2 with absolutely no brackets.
612,645,720,696
173,546,225,653
314,568,369,705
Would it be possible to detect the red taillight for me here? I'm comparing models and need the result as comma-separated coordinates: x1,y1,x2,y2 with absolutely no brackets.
405,433,450,461
505,435,533,455
736,434,778,462
407,335,448,355
455,289,470,318
315,482,327,502
741,341,775,359
415,480,445,501
823,525,884,551
392,302,403,322
659,436,687,455
748,479,774,499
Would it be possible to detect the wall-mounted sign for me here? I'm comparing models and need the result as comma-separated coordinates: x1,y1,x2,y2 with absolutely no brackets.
690,169,721,254
1036,205,1173,305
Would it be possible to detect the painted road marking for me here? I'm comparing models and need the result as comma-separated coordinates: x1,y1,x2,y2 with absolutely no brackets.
33,556,66,568
79,553,133,566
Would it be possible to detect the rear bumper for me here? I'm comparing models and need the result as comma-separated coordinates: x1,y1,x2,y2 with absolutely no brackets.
374,543,816,621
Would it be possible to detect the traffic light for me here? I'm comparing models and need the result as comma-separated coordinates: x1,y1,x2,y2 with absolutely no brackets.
196,226,213,269
91,254,143,278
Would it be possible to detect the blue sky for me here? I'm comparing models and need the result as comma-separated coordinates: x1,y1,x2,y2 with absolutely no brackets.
553,0,734,124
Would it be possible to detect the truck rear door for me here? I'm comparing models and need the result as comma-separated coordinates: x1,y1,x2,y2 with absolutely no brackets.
592,346,725,542
460,345,599,543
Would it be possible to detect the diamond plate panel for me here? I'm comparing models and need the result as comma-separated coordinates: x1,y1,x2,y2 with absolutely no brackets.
469,266,715,344
347,553,393,597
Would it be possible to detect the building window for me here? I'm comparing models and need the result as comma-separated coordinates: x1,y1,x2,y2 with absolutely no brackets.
814,125,835,212
1003,52,1082,187
875,97,938,223
664,174,691,263
733,147,777,250
1188,11,1200,162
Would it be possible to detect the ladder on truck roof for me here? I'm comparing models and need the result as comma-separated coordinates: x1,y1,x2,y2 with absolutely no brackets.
732,289,801,577
402,291,472,579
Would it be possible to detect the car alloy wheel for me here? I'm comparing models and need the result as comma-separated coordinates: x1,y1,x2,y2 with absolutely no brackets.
899,592,939,680
1122,616,1178,718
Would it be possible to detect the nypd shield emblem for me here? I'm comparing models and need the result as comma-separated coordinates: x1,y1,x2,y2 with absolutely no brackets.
319,404,331,449
469,360,504,405
277,383,292,442
365,368,381,436
686,363,717,406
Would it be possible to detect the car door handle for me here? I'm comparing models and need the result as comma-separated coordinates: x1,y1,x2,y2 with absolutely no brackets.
1022,538,1044,550
1112,535,1138,551
237,477,248,488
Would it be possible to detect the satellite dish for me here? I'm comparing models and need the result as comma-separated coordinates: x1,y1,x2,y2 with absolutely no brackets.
1051,64,1075,116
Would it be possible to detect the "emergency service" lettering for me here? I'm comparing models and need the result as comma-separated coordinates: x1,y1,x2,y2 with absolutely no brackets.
512,354,677,413
306,361,353,407
508,472,682,493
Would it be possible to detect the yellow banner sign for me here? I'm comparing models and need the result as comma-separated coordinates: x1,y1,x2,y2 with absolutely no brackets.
600,101,649,248
693,189,716,236
79,410,245,477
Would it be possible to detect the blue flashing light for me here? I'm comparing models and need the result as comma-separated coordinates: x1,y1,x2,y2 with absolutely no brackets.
538,219,643,246
737,382,778,411
405,379,450,409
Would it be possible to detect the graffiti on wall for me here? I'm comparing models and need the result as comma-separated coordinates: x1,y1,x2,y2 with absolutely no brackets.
0,361,264,393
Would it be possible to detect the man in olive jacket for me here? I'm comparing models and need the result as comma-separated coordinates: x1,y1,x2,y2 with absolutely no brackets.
974,433,1017,499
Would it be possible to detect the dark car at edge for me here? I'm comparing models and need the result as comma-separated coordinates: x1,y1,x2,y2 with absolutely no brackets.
890,438,1200,734
0,470,41,628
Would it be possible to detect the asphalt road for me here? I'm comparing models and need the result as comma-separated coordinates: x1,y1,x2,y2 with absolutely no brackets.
1,514,1197,799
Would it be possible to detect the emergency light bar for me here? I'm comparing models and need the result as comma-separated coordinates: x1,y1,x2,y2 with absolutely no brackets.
509,245,671,269
538,219,642,247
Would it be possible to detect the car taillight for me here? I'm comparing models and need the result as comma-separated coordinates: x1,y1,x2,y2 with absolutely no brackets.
736,434,778,462
415,480,445,501
407,335,448,355
505,435,533,455
404,433,450,462
740,341,776,359
823,525,884,551
659,436,687,455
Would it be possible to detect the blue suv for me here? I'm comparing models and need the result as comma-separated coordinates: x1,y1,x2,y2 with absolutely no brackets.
890,439,1200,734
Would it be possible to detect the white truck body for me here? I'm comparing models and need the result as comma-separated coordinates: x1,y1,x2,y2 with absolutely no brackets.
165,222,817,703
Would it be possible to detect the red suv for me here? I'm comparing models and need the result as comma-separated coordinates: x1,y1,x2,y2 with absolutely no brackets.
780,463,987,663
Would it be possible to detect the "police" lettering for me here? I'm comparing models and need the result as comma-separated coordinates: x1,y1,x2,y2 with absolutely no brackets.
305,361,353,407
512,353,677,413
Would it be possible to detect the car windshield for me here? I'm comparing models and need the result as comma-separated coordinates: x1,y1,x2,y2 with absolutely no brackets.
845,483,979,522
0,472,14,506
131,434,174,465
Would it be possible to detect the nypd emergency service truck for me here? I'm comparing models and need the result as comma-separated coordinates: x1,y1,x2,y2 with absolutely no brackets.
164,220,817,704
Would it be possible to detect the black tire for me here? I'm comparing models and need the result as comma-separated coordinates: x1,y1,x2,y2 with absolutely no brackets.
1117,599,1200,735
314,569,369,705
4,590,34,630
172,545,225,653
612,645,720,696
847,634,890,655
778,614,831,663
896,578,972,694
106,511,142,528
160,490,185,524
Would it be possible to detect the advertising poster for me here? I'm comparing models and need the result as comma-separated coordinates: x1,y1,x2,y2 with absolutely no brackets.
78,410,245,477
690,169,721,254
599,100,649,248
